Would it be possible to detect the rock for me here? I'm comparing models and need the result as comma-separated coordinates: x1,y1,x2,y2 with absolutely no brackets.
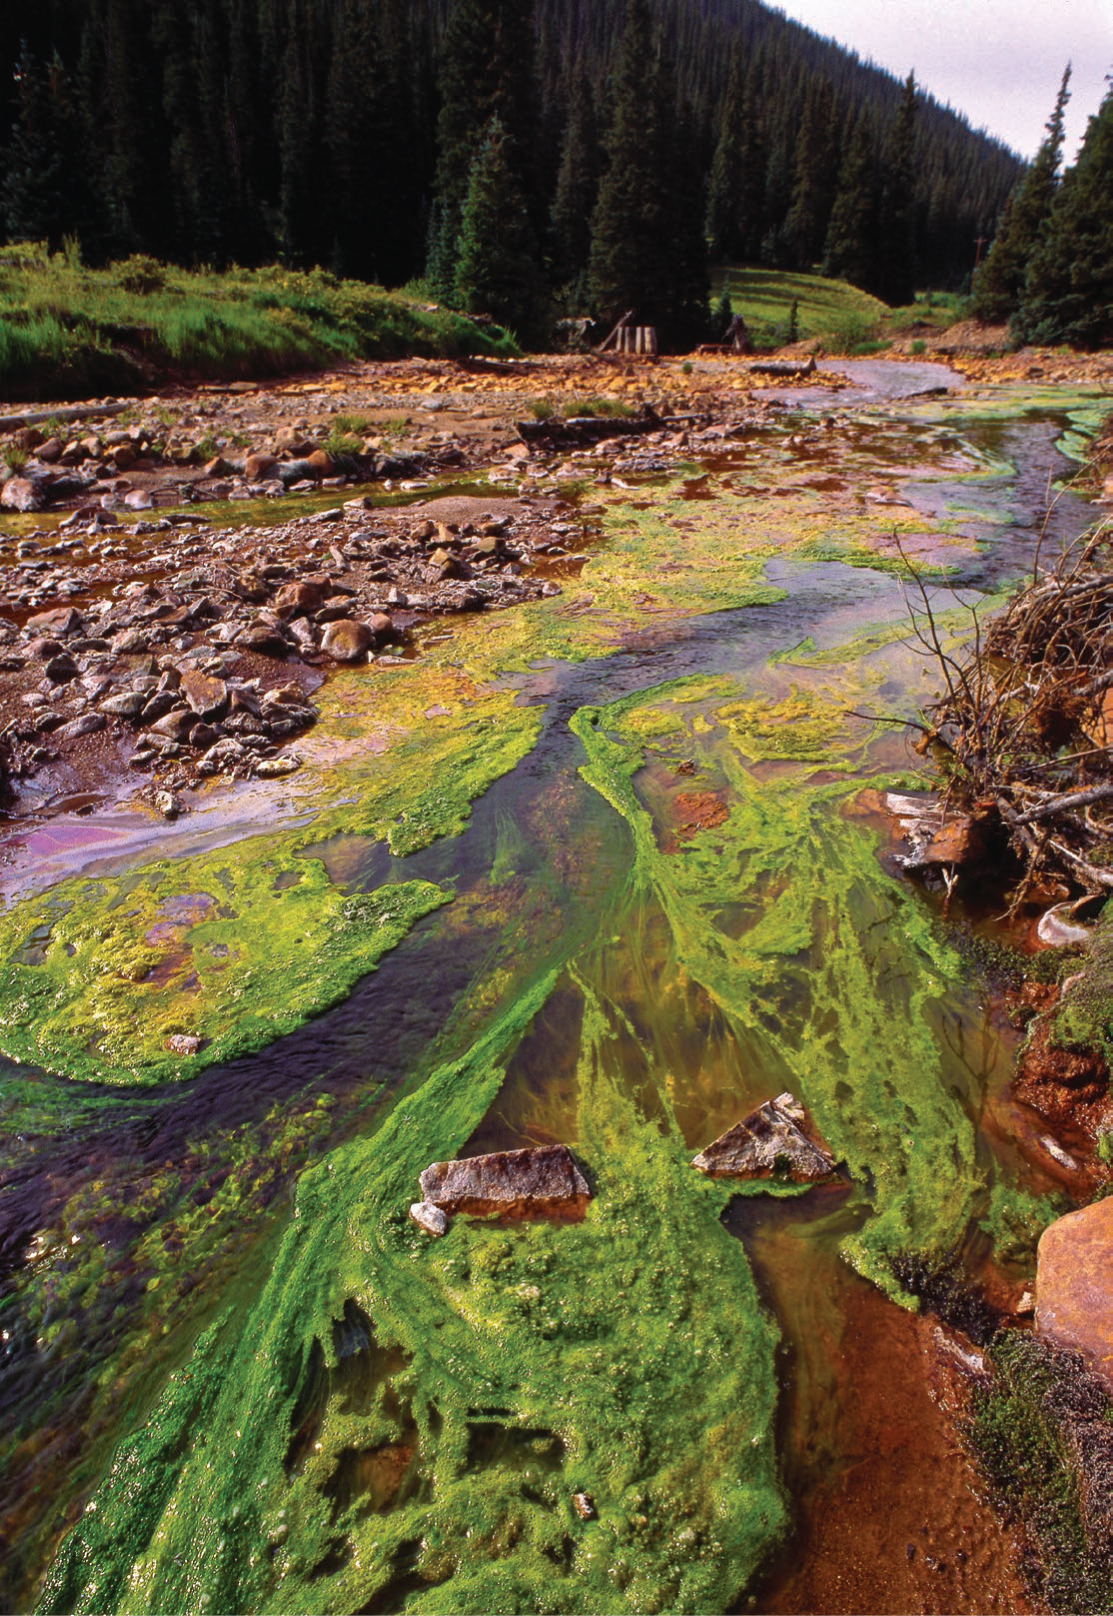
1,476,45,512
110,444,137,470
166,1033,202,1055
418,1144,591,1219
1036,1196,1113,1392
368,611,399,645
54,712,107,742
255,756,300,777
100,691,148,718
409,1201,449,1237
1036,902,1093,948
37,437,63,463
26,606,82,638
180,669,229,722
43,654,79,684
275,426,313,453
150,708,197,743
154,790,183,819
188,722,222,750
306,449,334,477
274,579,325,615
198,737,247,774
321,618,373,662
244,451,280,481
572,1493,596,1521
692,1092,836,1181
236,624,290,657
123,489,152,510
919,814,984,867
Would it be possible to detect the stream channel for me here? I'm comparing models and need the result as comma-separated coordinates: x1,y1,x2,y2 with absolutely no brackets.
0,360,1108,1614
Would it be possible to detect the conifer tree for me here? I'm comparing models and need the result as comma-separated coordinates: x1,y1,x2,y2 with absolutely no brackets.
822,110,877,287
1,43,84,251
971,66,1070,322
586,0,707,348
783,77,838,269
550,60,602,290
426,0,540,302
1012,83,1113,348
455,114,548,342
706,48,745,260
872,71,917,304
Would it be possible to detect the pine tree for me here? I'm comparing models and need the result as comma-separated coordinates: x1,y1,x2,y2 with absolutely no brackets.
971,66,1070,323
783,77,838,269
426,0,540,301
1,43,84,251
455,114,548,342
550,59,602,291
1012,83,1113,349
872,71,917,305
706,47,744,260
586,0,707,348
822,110,877,288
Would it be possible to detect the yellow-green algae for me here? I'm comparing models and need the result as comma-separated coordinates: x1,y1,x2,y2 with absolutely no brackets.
0,672,543,1084
570,675,984,1297
39,966,786,1616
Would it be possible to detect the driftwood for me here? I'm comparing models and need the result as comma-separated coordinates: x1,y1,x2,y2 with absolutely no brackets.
908,522,1113,904
744,357,817,379
0,402,131,432
515,405,663,449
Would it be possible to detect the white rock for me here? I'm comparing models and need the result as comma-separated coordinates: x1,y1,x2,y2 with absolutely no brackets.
409,1201,448,1237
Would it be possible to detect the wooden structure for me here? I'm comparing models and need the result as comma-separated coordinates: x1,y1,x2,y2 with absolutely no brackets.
596,310,658,357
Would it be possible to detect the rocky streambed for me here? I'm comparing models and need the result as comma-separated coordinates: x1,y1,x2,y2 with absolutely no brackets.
2,350,1113,1616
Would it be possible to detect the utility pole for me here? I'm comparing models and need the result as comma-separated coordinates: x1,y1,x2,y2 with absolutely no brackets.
973,234,988,267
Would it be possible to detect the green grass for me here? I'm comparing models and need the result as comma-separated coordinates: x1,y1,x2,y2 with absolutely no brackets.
713,267,969,353
714,265,888,350
0,244,519,399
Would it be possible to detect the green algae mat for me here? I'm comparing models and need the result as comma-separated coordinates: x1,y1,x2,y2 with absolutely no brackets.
0,379,1103,1614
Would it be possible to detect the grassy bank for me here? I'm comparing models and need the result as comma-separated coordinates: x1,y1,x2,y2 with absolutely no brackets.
715,265,965,353
0,245,518,399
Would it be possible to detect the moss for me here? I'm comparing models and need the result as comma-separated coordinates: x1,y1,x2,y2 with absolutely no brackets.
0,861,449,1084
40,968,787,1615
570,674,986,1299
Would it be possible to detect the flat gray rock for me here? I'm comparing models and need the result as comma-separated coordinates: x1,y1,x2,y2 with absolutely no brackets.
692,1092,836,1182
419,1144,590,1218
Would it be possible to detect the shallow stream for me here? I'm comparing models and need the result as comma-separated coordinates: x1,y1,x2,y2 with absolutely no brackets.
0,362,1106,1614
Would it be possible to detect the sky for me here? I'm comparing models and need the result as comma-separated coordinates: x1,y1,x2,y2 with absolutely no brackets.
769,0,1112,158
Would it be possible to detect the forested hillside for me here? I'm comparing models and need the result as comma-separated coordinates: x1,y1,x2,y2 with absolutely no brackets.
3,0,1023,346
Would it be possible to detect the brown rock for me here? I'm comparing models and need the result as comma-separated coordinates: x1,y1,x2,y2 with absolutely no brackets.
37,437,63,463
54,712,106,742
180,669,229,722
321,618,373,662
274,579,325,616
1036,1197,1113,1392
244,451,280,481
306,449,334,477
2,476,45,512
26,607,82,637
368,612,398,645
111,444,137,471
920,813,983,867
236,625,290,657
149,708,197,743
419,1144,591,1219
692,1092,836,1181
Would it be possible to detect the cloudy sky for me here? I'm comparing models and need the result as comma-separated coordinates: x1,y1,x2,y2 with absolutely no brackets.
769,0,1111,157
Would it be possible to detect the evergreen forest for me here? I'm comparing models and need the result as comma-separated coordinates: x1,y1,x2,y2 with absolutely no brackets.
0,0,1038,348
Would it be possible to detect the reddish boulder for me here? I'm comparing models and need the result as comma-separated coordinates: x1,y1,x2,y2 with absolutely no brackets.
1036,1197,1113,1393
180,670,229,722
419,1144,591,1219
321,618,373,662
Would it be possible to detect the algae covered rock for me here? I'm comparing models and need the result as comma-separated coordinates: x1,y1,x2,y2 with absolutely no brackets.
418,1143,591,1218
1036,1195,1113,1392
692,1092,836,1181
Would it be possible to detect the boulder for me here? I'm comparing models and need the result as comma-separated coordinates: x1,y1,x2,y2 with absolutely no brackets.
26,606,83,639
1,476,45,512
1036,1196,1113,1393
180,669,229,722
274,579,325,616
692,1092,836,1182
54,712,106,743
244,451,280,481
419,1144,591,1219
321,618,373,662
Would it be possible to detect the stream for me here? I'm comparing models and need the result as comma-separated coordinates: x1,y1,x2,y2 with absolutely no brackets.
0,360,1106,1614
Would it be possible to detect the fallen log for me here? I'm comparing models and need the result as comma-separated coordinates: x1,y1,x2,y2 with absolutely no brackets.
744,357,817,379
515,406,662,449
